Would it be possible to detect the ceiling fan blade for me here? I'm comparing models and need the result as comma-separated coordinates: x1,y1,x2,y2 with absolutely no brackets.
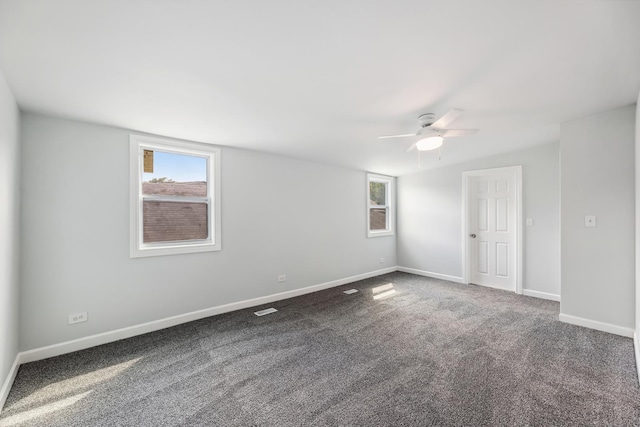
405,142,417,152
440,129,479,137
378,133,417,139
431,108,463,129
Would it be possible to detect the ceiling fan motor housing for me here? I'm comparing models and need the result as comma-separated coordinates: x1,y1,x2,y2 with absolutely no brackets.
418,113,436,128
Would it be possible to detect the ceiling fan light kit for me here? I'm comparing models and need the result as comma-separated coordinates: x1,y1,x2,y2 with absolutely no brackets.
416,136,443,151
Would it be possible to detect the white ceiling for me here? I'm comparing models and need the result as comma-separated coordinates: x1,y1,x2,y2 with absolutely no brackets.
1,0,639,176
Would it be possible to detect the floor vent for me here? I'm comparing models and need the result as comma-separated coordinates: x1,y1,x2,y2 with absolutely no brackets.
254,308,278,316
343,289,359,295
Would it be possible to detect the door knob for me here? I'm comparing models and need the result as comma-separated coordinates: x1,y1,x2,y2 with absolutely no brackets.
470,234,476,238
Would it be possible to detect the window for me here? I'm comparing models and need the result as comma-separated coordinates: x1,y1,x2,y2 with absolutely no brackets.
367,173,394,237
130,134,221,257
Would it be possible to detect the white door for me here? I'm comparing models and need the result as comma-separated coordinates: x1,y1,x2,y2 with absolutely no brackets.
468,170,517,291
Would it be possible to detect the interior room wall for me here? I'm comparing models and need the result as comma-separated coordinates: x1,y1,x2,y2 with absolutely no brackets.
560,104,636,333
19,113,396,351
396,142,560,298
0,70,20,402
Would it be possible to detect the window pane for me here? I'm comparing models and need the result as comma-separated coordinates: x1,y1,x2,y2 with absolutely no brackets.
370,208,387,230
369,181,386,206
143,151,207,197
143,200,208,243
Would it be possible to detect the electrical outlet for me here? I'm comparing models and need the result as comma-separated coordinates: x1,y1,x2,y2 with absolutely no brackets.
68,312,88,325
277,274,286,283
379,258,385,264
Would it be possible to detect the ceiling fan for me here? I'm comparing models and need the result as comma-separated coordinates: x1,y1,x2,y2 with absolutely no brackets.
379,108,478,152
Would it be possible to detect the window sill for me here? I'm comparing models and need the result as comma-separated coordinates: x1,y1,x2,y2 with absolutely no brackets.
367,230,394,238
130,242,221,258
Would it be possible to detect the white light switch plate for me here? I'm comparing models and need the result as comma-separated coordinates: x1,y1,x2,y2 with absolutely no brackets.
526,218,533,226
585,215,597,227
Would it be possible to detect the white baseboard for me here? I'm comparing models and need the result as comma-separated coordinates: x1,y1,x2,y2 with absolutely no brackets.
522,289,560,302
19,267,397,365
396,266,464,284
559,313,634,338
0,354,21,412
634,331,640,386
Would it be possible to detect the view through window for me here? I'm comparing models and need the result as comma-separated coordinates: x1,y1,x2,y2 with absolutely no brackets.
369,180,388,231
142,151,208,243
367,173,394,237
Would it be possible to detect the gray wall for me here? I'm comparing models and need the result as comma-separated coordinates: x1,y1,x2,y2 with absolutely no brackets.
19,113,396,350
560,104,636,329
397,142,560,296
0,71,20,393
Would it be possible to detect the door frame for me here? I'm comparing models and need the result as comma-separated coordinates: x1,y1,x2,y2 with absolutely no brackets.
462,165,523,294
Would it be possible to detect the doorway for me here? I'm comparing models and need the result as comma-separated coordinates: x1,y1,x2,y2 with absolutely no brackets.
462,166,522,293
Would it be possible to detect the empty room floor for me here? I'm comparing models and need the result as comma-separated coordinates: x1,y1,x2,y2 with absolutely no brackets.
1,272,639,426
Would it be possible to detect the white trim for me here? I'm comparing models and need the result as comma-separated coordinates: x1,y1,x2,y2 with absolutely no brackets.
462,165,523,294
559,313,634,338
0,354,21,412
397,266,464,284
366,173,395,238
461,175,468,284
516,166,523,294
129,134,222,258
522,289,561,302
18,267,397,364
634,331,640,386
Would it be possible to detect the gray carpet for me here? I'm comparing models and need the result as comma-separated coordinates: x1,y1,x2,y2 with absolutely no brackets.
1,272,639,426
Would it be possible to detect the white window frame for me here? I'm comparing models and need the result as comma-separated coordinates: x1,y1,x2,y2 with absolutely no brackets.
367,173,395,238
129,134,221,258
